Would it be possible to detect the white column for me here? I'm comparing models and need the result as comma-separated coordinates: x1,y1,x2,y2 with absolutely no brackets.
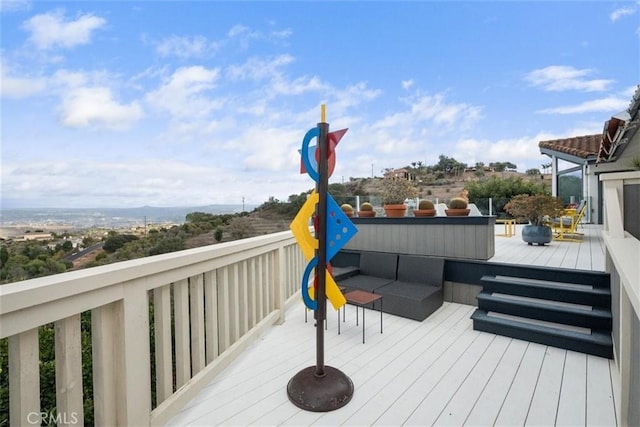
551,156,558,196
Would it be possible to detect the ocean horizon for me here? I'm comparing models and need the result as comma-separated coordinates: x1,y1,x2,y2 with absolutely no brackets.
0,204,257,229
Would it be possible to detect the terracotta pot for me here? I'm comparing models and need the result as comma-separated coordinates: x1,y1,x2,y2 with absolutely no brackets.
445,208,470,216
357,210,376,217
384,204,407,218
413,209,436,217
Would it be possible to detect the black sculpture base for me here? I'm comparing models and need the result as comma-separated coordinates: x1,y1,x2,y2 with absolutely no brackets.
287,365,354,412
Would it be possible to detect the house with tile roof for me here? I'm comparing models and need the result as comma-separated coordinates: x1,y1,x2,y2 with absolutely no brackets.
539,85,640,224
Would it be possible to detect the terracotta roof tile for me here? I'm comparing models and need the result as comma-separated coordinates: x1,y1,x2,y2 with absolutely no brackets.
538,134,601,159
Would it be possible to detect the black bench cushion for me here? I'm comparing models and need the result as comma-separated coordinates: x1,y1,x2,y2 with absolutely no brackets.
339,275,395,293
375,281,443,321
359,252,398,280
331,266,360,281
397,255,444,287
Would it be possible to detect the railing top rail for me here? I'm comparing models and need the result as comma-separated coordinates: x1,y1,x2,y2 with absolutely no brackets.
0,230,296,318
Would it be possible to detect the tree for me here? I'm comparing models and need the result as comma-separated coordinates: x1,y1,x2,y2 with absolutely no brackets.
434,155,467,175
103,234,139,253
526,168,540,176
147,236,185,256
466,176,550,216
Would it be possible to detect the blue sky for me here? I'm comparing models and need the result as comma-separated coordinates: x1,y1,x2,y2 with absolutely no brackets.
1,1,638,208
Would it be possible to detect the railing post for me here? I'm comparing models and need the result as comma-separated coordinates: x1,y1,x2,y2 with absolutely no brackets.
173,279,191,388
92,303,118,426
9,328,40,426
189,274,206,374
55,314,84,425
153,285,173,403
204,270,219,364
116,287,151,425
275,247,286,324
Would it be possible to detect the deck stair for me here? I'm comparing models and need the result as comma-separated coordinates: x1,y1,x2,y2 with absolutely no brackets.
471,275,613,358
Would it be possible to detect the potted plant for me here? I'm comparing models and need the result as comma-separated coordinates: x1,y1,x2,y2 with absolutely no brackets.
413,199,436,217
382,178,418,217
503,193,565,245
445,197,470,216
357,202,376,217
340,203,354,217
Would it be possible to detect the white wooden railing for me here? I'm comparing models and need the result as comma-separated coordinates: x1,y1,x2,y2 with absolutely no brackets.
0,231,305,426
600,170,640,426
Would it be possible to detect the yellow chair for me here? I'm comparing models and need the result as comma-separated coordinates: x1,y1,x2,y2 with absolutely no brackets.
551,200,586,242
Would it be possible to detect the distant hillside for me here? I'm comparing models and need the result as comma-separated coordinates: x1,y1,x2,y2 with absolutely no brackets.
349,170,551,202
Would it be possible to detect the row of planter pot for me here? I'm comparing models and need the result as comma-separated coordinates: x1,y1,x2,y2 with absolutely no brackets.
341,197,471,218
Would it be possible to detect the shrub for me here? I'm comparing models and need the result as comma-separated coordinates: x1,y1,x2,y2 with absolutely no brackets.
504,194,564,226
214,227,223,242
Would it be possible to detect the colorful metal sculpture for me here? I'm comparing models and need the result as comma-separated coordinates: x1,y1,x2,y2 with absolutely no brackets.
287,105,356,412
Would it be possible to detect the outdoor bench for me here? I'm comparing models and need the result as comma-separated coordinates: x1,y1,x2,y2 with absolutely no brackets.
332,250,444,321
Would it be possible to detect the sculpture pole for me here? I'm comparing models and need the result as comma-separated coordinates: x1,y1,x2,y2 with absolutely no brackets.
287,105,354,411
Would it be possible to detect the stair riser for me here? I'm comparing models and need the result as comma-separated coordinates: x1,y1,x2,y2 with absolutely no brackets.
477,297,612,330
481,282,610,307
472,318,613,359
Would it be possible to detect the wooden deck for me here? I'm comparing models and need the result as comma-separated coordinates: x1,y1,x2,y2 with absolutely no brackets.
167,302,618,426
166,223,616,426
491,223,605,272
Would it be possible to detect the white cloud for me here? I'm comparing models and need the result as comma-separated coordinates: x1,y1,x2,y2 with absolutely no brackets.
3,156,313,207
0,0,31,13
146,66,222,118
22,10,106,50
0,67,46,98
376,93,482,130
156,35,219,58
59,86,143,129
525,65,613,92
452,134,551,172
225,24,292,50
537,96,629,114
610,6,636,21
402,79,414,90
271,75,328,95
331,82,382,116
227,24,260,49
226,54,295,81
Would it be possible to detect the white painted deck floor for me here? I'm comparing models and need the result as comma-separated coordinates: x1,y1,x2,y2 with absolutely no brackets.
167,223,617,426
490,223,605,272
